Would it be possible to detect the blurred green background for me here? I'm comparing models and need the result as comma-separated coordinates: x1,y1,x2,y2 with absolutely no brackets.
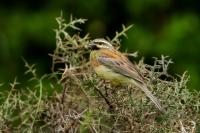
0,0,199,90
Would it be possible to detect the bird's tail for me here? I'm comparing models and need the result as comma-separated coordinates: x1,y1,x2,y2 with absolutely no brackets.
135,83,163,111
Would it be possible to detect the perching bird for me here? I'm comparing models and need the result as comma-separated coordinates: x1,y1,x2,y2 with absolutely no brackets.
88,38,163,111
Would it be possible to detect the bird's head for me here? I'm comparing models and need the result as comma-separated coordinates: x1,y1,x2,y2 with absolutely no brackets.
88,38,114,50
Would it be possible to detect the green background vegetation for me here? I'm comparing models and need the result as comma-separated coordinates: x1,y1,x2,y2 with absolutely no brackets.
0,0,200,90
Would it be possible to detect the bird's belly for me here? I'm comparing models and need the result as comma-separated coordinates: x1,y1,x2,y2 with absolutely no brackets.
94,65,130,84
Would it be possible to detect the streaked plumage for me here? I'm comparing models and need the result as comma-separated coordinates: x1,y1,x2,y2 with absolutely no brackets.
89,38,163,111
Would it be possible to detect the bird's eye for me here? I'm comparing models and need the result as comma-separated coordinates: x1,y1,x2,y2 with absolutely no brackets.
91,44,100,50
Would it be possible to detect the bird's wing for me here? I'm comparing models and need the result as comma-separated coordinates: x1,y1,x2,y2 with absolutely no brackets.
97,53,144,84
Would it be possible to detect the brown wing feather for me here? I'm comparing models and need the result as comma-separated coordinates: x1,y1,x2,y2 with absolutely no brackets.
98,49,144,84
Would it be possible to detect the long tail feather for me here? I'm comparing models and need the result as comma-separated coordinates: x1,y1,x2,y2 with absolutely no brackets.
135,83,163,111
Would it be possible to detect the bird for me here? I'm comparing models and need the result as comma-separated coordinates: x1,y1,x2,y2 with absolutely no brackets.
88,38,163,111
